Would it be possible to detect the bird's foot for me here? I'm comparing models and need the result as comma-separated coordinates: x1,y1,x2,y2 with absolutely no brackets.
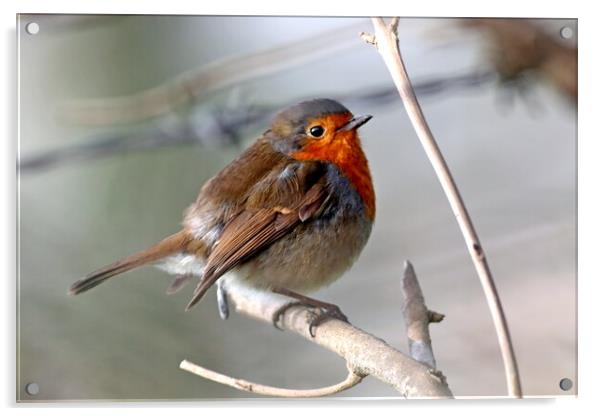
270,287,348,337
271,301,305,330
307,303,348,337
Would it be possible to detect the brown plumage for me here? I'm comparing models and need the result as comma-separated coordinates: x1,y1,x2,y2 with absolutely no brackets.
69,231,189,295
69,98,375,326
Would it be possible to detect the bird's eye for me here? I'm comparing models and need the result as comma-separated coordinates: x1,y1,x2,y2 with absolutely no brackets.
309,125,325,138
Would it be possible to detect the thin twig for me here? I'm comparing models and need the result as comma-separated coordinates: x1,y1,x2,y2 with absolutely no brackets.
182,284,453,398
180,360,364,398
362,17,522,398
401,260,444,369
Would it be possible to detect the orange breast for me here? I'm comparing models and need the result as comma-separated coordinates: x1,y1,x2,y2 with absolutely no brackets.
292,128,375,220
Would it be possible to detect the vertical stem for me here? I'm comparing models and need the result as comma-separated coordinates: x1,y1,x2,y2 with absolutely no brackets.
367,17,522,397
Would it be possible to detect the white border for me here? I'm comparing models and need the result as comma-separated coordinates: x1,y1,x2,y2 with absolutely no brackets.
3,0,600,415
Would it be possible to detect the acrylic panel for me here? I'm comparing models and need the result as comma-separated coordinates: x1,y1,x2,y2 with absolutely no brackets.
17,15,577,401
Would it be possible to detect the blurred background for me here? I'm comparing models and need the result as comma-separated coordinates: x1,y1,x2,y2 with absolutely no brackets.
17,15,576,400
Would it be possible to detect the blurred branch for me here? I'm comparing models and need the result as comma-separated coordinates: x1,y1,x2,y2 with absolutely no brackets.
181,284,453,398
18,125,197,172
463,18,577,102
20,70,496,174
56,22,368,126
402,260,444,369
362,17,522,398
180,360,364,398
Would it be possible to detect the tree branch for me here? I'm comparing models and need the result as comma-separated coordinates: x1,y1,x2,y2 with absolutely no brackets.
401,260,444,369
362,17,522,398
180,284,453,398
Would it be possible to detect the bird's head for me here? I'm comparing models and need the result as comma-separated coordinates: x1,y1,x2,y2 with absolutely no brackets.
267,98,375,220
267,98,372,158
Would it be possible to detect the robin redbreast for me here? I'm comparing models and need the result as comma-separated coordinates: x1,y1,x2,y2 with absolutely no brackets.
69,98,375,335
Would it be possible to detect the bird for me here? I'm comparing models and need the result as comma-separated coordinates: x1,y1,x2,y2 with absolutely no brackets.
69,98,375,335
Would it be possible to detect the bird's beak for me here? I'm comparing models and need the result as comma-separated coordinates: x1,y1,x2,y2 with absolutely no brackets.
337,114,373,132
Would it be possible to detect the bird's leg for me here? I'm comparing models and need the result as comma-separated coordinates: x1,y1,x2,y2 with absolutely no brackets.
270,286,348,337
216,280,230,320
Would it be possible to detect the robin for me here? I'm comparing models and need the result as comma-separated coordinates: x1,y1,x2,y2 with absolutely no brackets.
69,98,375,335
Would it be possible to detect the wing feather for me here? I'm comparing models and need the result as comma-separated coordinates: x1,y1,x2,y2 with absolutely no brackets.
185,161,329,310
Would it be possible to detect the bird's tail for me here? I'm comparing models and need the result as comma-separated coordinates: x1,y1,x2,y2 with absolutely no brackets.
68,231,189,296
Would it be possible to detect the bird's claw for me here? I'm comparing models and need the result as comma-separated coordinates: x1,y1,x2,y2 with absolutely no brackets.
307,304,348,337
271,301,348,337
271,301,304,330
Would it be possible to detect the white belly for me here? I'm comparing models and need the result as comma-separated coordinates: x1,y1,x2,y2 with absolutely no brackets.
156,253,205,276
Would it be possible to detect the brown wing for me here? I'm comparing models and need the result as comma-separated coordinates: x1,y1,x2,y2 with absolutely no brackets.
185,161,329,310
